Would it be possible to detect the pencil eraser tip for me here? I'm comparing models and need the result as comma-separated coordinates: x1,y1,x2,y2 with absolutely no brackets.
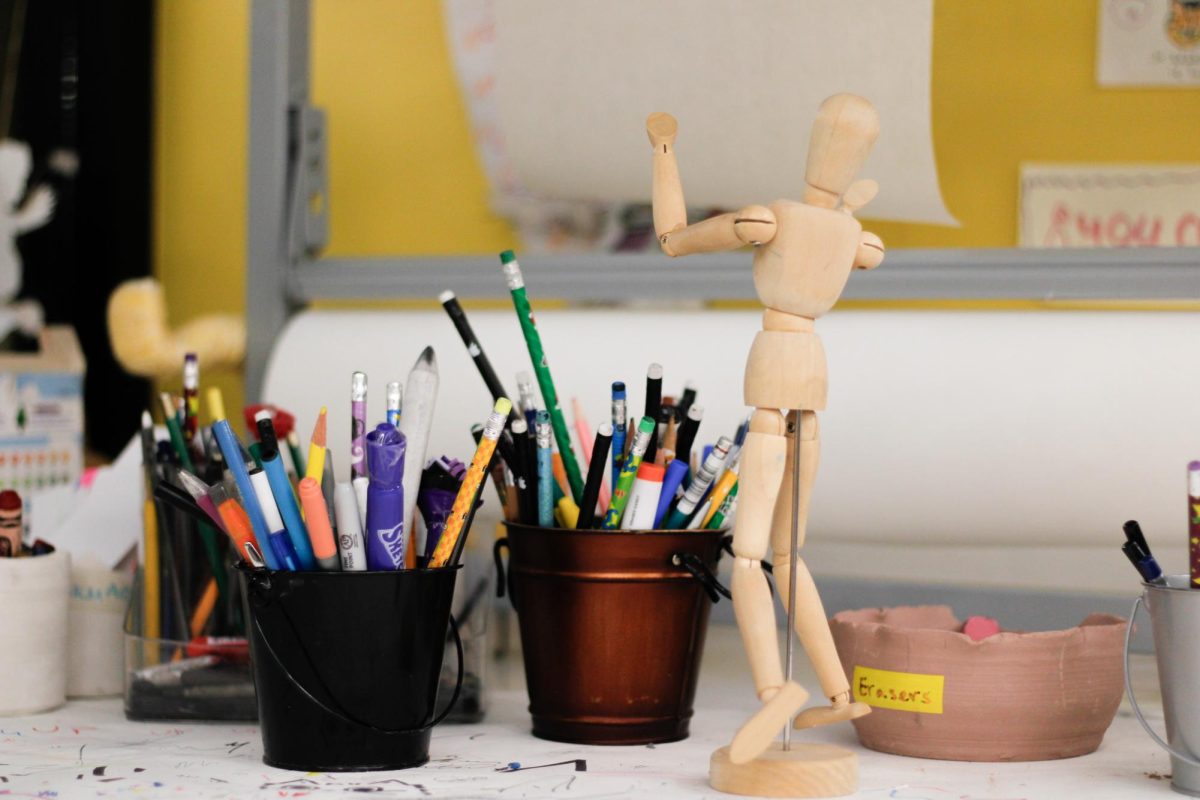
499,250,516,264
438,289,456,303
648,363,664,379
495,397,513,415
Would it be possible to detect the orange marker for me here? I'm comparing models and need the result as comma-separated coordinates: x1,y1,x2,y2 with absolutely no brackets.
208,484,265,568
298,477,340,570
430,398,511,568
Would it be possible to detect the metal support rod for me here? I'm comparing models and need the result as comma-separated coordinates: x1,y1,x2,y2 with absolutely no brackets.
782,409,803,751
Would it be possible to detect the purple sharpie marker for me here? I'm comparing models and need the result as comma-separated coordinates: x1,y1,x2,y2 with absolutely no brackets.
365,422,407,570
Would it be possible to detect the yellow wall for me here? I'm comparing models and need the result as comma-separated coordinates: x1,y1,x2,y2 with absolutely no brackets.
154,0,1200,404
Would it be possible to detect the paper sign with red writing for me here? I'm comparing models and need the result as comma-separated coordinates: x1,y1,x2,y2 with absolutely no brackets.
1019,164,1200,248
852,665,944,714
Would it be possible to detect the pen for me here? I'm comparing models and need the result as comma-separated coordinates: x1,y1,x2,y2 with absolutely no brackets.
386,381,403,427
576,422,613,530
665,436,733,529
350,372,368,481
250,468,300,570
440,290,519,425
212,418,279,569
535,410,554,527
257,413,316,570
208,483,267,568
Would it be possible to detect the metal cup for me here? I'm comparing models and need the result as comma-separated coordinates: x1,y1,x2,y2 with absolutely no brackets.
1126,575,1200,796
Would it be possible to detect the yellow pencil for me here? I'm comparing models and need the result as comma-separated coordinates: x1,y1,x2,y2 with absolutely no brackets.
142,499,161,662
430,398,511,568
702,468,739,528
205,386,226,423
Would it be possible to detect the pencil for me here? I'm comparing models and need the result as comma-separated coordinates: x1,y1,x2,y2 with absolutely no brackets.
430,398,511,567
500,251,584,504
304,407,328,484
603,417,655,530
572,397,609,510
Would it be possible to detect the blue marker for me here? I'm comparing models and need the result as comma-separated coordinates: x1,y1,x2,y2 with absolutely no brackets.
212,419,280,569
611,381,626,490
256,416,315,570
654,459,690,528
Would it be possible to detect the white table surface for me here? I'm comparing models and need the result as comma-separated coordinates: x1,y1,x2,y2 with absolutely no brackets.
0,624,1177,799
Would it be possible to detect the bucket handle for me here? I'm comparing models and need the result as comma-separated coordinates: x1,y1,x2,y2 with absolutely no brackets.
672,551,730,603
252,606,465,735
1124,594,1200,767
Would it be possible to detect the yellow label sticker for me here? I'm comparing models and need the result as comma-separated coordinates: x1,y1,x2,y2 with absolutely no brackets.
852,665,944,714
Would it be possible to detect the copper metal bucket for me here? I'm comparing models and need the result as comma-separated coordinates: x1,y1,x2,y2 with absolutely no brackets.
496,522,726,745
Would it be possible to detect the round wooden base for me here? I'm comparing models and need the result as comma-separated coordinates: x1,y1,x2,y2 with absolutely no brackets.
709,742,857,798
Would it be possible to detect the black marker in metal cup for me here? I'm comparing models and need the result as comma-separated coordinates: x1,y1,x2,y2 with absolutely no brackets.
239,564,463,771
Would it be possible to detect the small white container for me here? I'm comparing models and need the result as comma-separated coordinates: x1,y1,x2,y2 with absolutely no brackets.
0,549,70,715
67,560,132,697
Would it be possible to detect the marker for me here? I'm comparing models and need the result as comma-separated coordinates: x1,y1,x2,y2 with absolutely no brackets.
1191,464,1200,588
535,410,554,527
304,407,328,485
624,462,665,530
643,363,663,463
576,422,613,530
516,371,538,428
212,418,280,570
333,482,367,571
386,381,403,427
430,397,510,568
572,397,609,510
602,416,655,529
256,413,315,570
1123,538,1163,583
654,458,690,528
399,347,438,557
611,381,626,490
665,436,732,529
674,404,703,471
364,422,408,570
298,478,341,570
182,354,199,443
440,290,519,425
249,468,299,570
207,483,266,568
500,250,584,504
350,372,368,480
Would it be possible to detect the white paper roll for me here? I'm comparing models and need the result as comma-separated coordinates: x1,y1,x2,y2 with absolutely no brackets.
0,550,70,715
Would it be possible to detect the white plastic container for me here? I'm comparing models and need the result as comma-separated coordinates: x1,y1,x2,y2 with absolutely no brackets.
67,559,132,697
0,550,70,715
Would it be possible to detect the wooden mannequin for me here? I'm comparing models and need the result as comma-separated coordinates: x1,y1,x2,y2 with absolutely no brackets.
647,94,884,797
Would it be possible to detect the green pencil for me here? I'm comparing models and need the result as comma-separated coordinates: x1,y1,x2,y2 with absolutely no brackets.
159,392,195,472
500,250,585,504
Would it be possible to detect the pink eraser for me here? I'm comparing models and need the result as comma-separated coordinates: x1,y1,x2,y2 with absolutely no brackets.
962,616,1001,641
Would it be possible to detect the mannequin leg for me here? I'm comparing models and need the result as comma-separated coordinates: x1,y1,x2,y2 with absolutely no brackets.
727,409,808,764
771,411,870,730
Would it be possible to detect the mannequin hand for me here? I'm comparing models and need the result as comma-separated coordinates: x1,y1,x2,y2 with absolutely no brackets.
855,231,884,269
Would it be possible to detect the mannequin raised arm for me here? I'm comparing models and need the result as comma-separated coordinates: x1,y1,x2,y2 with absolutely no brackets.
647,112,777,257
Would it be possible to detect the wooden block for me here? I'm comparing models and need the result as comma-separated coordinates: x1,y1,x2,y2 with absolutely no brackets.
710,742,857,798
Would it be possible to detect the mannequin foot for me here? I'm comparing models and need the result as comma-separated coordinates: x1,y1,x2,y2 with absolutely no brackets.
729,682,808,765
791,695,871,730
